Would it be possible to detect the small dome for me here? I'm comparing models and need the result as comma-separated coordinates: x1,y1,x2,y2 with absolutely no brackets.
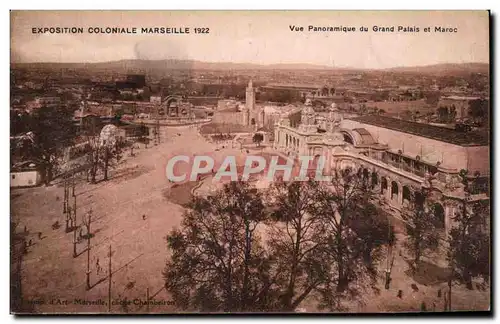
305,98,313,106
330,103,338,111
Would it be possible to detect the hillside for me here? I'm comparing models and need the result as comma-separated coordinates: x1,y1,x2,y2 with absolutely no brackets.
385,63,489,75
11,59,334,72
10,60,489,75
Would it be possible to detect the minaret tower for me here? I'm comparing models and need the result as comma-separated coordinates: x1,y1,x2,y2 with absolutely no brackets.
245,79,255,112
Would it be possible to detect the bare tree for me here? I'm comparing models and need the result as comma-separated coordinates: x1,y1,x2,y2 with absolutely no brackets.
101,142,122,181
85,135,123,183
85,135,101,184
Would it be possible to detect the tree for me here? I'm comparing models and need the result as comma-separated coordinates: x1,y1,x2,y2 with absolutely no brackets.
448,200,490,290
350,202,395,267
10,111,33,136
313,168,389,301
267,180,326,311
31,106,76,184
447,171,490,290
252,133,264,147
101,140,123,181
138,123,150,148
85,134,123,183
468,99,489,125
163,181,279,312
401,190,440,269
85,135,101,184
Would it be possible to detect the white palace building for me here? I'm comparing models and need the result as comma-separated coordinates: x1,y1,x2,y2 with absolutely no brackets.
273,100,490,234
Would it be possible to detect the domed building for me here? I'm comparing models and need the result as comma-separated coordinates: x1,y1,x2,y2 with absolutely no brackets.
272,98,489,244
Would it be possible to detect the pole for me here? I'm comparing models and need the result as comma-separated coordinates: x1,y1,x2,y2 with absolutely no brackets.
86,211,91,290
66,206,71,233
448,276,452,311
385,218,392,289
104,146,109,181
108,245,112,313
73,209,77,258
157,119,160,144
73,195,77,228
63,178,68,213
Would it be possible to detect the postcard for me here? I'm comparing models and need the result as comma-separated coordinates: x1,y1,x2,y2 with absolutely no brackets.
10,10,490,314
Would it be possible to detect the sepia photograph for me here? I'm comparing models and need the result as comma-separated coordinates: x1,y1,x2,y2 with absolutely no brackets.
9,10,491,314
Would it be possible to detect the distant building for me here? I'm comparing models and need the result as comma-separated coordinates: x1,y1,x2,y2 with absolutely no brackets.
274,106,490,238
79,114,103,135
117,74,146,89
11,161,42,188
27,96,61,111
150,96,162,104
438,96,484,120
126,74,146,88
217,99,240,111
120,124,149,138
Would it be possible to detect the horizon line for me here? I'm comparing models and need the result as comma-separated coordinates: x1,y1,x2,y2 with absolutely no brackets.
10,59,490,71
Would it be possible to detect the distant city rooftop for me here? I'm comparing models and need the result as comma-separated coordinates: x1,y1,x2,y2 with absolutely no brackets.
350,115,489,146
441,95,483,101
262,83,325,90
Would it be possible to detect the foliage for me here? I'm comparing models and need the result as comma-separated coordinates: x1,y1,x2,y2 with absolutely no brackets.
401,190,441,268
267,180,326,311
312,168,390,310
447,201,490,289
85,135,124,183
257,90,302,104
10,111,33,136
163,181,279,312
252,133,264,146
164,173,395,312
30,106,76,184
468,99,489,125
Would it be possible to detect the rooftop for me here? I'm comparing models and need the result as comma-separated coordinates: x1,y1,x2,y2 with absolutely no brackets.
262,83,322,90
350,115,489,146
441,96,483,101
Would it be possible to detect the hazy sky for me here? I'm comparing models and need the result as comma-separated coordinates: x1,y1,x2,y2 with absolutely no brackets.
11,10,489,69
